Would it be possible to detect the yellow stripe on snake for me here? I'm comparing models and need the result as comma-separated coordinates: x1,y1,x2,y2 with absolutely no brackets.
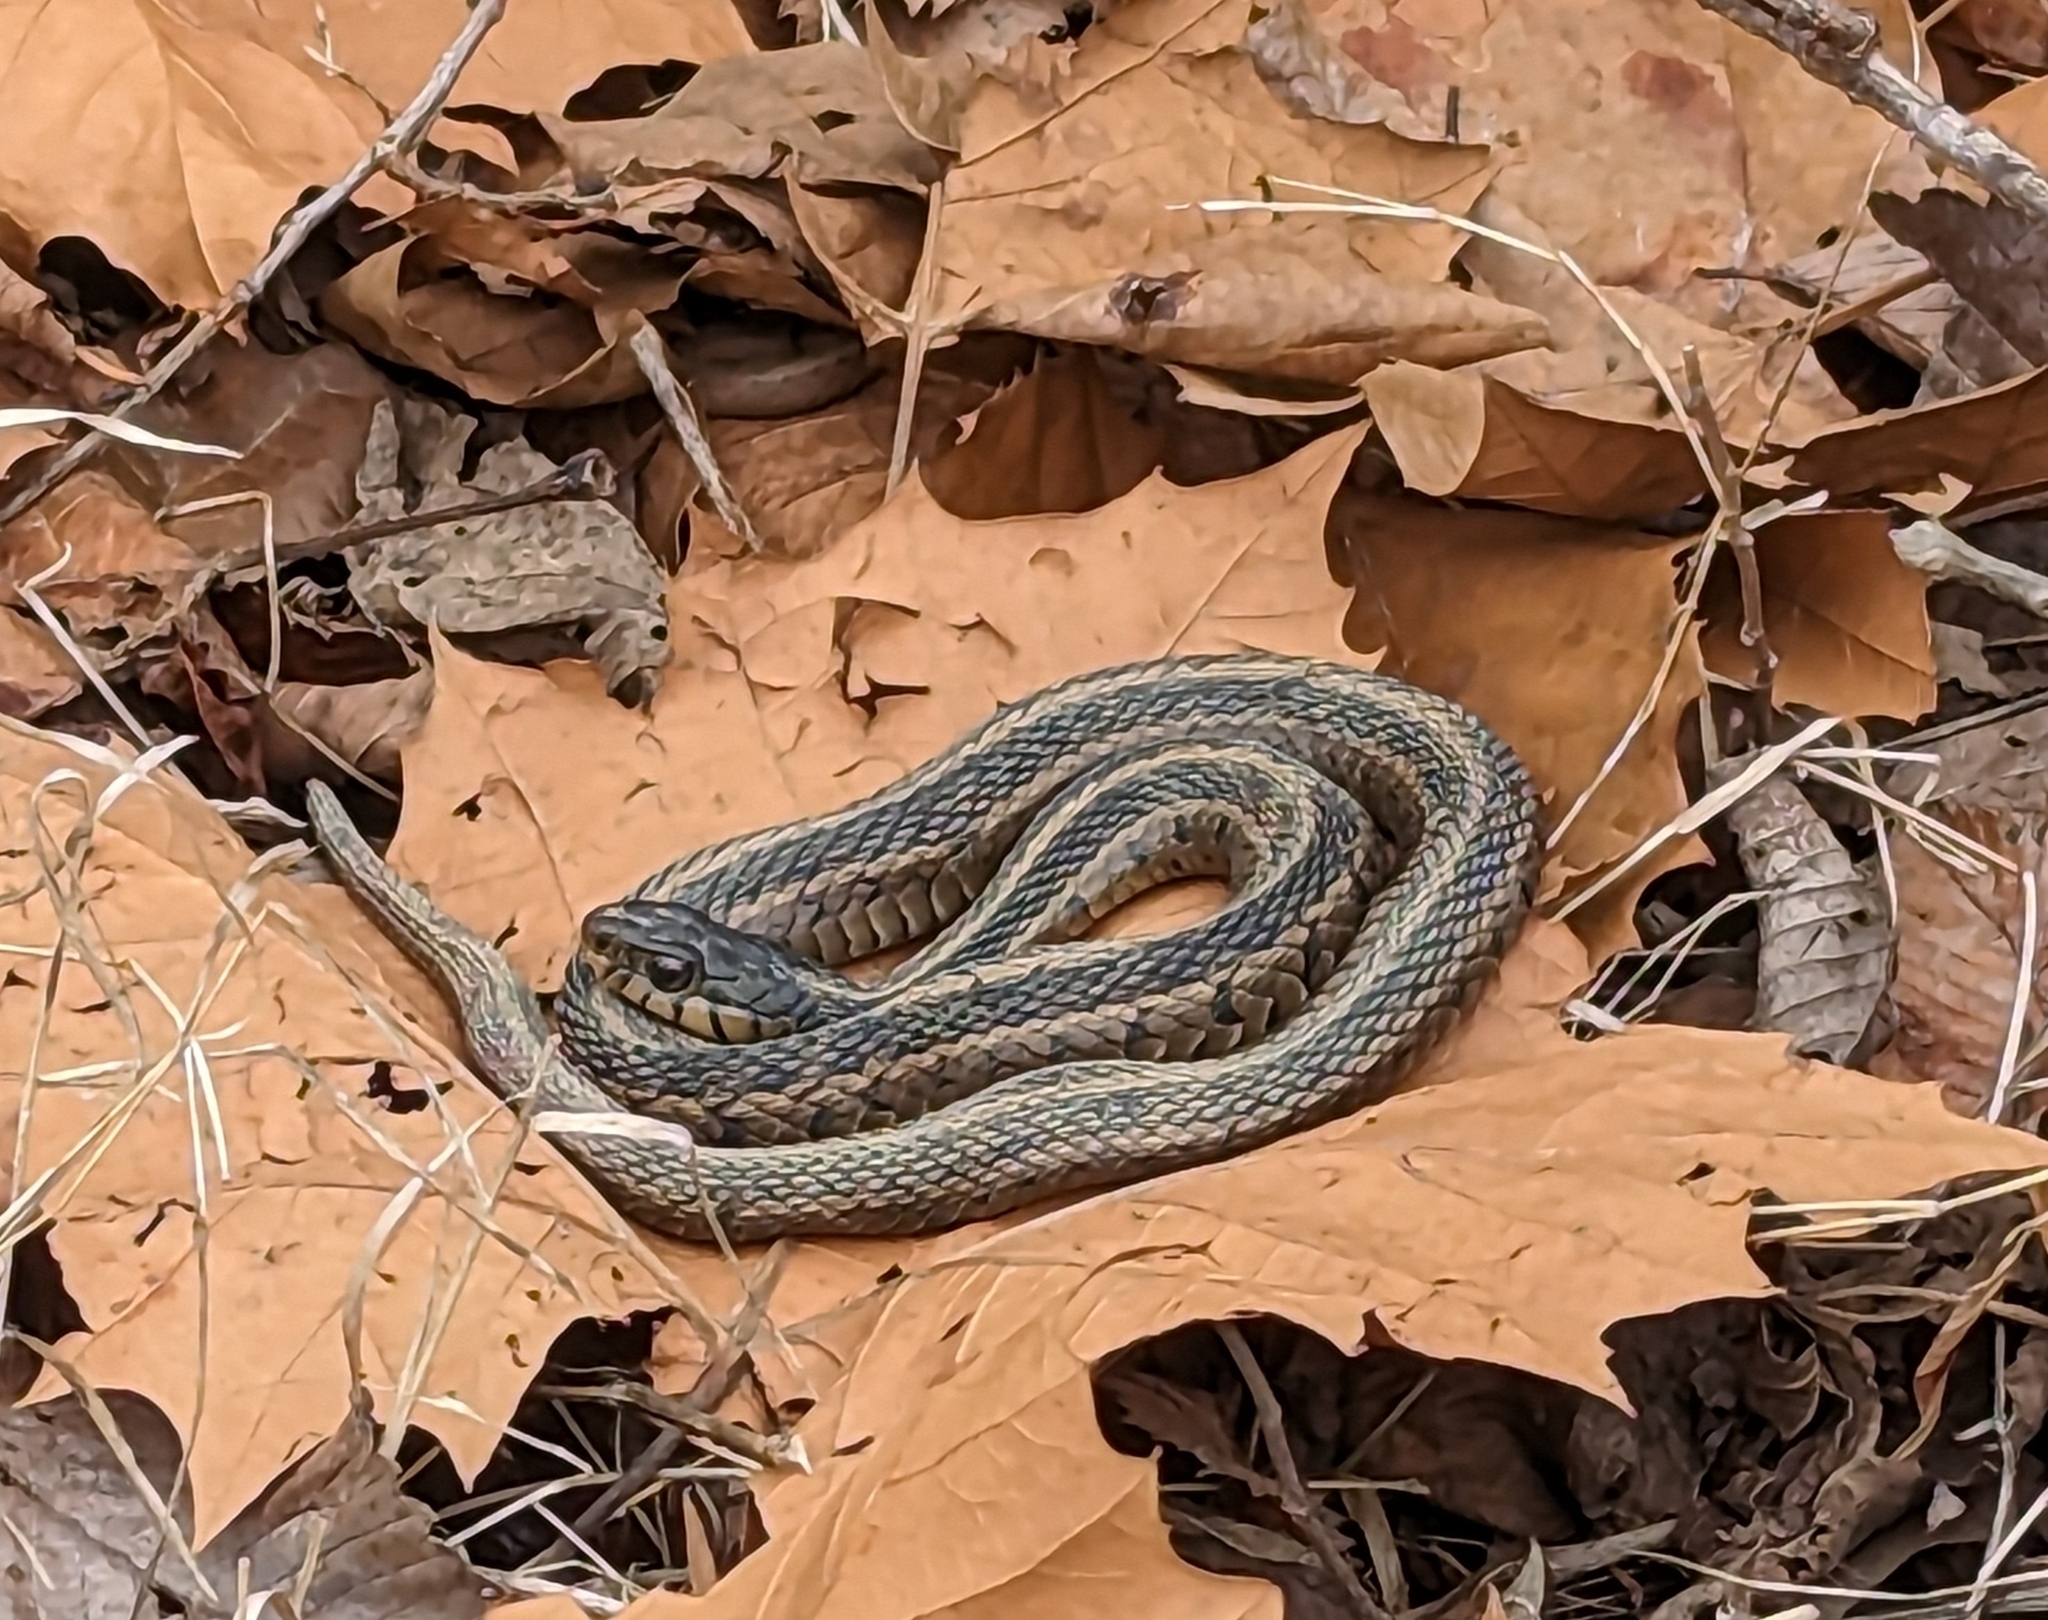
307,655,1539,1241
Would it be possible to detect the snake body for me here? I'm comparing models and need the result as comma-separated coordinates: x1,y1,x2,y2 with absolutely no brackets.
307,654,1540,1241
553,742,1392,1143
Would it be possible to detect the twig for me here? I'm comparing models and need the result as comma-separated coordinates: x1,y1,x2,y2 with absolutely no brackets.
526,1379,787,1471
1691,0,2048,226
1892,517,2048,618
1552,714,1842,920
885,178,947,501
1218,1322,1388,1619
1680,347,1775,694
627,317,760,552
1969,1321,2019,1620
0,0,510,532
521,1244,795,1574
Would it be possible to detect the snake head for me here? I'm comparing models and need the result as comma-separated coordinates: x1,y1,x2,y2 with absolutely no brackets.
579,902,825,1042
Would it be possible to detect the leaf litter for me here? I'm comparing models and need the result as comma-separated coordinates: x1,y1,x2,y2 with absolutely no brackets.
1,0,2048,1612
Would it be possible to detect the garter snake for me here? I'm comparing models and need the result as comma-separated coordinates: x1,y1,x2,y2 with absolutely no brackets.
306,654,1539,1241
553,741,1392,1143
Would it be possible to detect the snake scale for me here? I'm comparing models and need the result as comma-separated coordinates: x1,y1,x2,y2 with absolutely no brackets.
307,654,1541,1241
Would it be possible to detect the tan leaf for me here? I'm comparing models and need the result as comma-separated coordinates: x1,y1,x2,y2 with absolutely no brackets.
1360,362,1707,520
0,719,668,1544
536,43,941,197
320,237,675,411
1784,366,2048,507
1763,228,1957,370
931,0,1542,381
269,673,434,782
1330,492,1704,959
390,426,1371,988
1699,510,1936,721
1291,0,1927,337
129,341,394,563
598,921,2043,1620
0,473,205,649
919,347,1167,520
1879,709,2048,1115
0,2,749,309
1454,195,1857,445
691,346,1023,561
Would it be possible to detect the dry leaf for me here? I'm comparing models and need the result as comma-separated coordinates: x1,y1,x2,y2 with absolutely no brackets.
1878,708,2048,1114
536,43,942,197
270,672,435,783
0,607,82,719
692,344,1022,559
597,921,2045,1620
1721,773,1889,1063
1454,193,1856,444
1360,362,1707,520
0,719,666,1544
348,399,671,699
1762,229,1958,370
1944,0,2048,68
0,472,205,651
1699,510,1936,721
920,346,1167,520
933,0,1542,381
1245,0,1486,143
1784,367,2048,507
0,1393,485,1619
1290,0,1926,336
321,231,681,411
0,1,750,308
127,343,392,550
389,425,1370,987
1870,189,2048,367
1329,491,1703,959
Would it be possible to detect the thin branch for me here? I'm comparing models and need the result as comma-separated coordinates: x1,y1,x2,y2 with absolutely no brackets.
885,177,947,502
1218,1322,1388,1620
0,0,510,532
627,317,760,553
1691,0,2048,226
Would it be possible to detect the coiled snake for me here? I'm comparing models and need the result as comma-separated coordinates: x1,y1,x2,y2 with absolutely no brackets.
306,654,1540,1241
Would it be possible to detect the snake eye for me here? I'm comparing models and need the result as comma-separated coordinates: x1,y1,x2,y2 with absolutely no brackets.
644,953,700,995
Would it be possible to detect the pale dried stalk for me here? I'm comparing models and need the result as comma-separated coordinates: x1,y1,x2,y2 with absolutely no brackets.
1552,715,1842,921
885,177,948,501
1893,517,2048,617
0,0,510,531
627,318,760,552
